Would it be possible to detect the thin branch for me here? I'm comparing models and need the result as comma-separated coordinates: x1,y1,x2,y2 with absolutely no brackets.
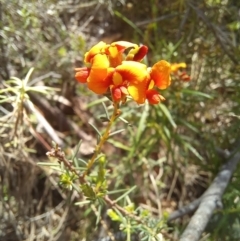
46,145,85,184
104,195,143,223
179,145,240,241
47,146,176,241
104,195,176,241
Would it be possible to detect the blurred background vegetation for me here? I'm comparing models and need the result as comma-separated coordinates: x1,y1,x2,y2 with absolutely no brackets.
0,0,240,240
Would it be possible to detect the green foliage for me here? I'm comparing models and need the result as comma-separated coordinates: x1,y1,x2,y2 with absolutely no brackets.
59,172,76,190
1,0,240,241
81,184,96,200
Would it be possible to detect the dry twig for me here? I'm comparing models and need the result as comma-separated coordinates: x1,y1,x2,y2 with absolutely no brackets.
168,148,231,222
179,144,240,241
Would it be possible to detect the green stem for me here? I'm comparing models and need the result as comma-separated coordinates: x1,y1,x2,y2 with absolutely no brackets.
80,101,120,181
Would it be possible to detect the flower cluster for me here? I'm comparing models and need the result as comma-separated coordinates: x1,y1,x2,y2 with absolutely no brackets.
171,62,190,82
75,41,172,104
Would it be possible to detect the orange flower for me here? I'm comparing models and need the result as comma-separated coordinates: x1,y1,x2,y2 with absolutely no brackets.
150,60,171,90
76,54,113,94
75,41,173,105
84,41,107,64
87,54,113,94
170,62,187,73
170,62,191,82
105,41,148,67
84,41,147,67
116,61,149,104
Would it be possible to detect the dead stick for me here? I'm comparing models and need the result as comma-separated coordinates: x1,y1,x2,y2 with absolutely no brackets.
179,146,240,241
168,148,230,222
168,197,201,222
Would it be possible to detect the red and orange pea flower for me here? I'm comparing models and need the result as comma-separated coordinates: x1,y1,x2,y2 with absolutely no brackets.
75,41,172,105
170,62,190,82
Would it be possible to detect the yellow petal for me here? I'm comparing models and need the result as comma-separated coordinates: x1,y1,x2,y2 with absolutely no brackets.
171,62,187,72
116,61,148,83
105,42,139,67
128,81,148,104
84,41,107,63
87,55,112,94
148,79,155,90
91,54,110,69
150,60,171,90
107,46,122,67
112,71,123,85
87,77,109,94
88,67,114,94
108,46,119,58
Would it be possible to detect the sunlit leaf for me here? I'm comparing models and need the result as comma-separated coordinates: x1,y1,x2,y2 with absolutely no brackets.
158,103,177,129
182,89,213,99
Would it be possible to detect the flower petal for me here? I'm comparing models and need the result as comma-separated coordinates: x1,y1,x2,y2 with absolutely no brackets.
111,86,122,102
107,45,123,67
105,42,136,67
87,68,113,94
87,76,109,94
84,41,107,63
171,62,187,72
116,61,148,83
87,55,112,94
150,60,171,90
91,53,110,69
107,46,119,58
126,45,148,62
111,41,137,52
148,79,155,90
146,89,165,105
119,86,128,95
112,71,123,86
128,81,148,104
75,67,90,83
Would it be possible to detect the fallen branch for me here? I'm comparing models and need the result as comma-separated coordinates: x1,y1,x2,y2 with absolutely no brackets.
29,92,91,141
179,145,240,241
25,99,64,147
168,197,201,222
168,148,230,222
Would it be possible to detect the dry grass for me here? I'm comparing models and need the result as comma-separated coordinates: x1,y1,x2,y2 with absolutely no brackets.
1,0,240,240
